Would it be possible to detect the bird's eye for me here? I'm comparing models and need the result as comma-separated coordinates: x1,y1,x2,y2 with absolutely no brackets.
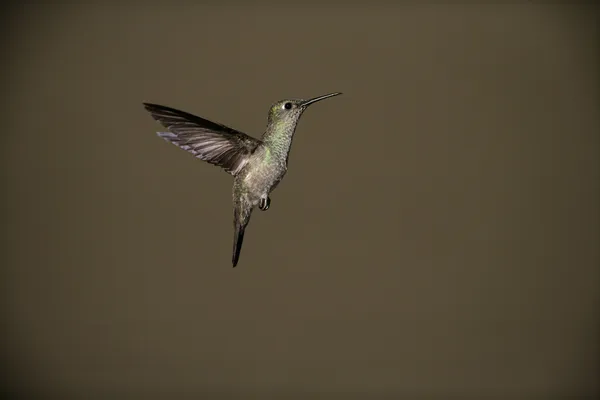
284,102,292,110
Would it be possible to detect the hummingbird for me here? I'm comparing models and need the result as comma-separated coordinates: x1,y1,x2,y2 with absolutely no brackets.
143,92,342,267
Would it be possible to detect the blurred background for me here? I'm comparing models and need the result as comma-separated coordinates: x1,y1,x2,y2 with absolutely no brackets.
2,2,598,399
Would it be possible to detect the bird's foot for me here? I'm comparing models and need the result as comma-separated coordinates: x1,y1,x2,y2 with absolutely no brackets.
259,197,271,211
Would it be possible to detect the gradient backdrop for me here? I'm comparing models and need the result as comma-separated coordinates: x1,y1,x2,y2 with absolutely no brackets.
2,3,599,399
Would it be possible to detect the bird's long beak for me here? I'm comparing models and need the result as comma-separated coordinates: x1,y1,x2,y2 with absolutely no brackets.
301,92,342,107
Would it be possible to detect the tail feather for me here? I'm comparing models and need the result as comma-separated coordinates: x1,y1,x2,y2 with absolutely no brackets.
232,223,245,268
232,203,253,268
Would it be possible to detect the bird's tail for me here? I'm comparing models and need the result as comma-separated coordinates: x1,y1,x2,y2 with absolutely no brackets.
232,222,245,268
232,205,252,268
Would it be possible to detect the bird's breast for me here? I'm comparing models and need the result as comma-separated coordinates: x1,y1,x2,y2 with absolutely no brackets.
243,160,286,194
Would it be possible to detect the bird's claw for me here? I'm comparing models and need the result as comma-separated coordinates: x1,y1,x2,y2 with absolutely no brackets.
259,197,271,211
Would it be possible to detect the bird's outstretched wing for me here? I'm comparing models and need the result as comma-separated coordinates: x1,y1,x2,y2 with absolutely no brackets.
143,103,262,175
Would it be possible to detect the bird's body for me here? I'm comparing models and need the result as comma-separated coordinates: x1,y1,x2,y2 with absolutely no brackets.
230,145,286,266
143,92,341,267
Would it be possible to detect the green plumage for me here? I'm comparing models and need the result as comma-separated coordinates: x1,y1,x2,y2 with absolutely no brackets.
143,92,342,267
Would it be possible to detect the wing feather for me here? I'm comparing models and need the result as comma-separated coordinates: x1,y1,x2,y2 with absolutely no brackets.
143,103,261,175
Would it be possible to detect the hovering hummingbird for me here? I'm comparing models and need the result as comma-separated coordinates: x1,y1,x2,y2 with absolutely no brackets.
143,92,342,267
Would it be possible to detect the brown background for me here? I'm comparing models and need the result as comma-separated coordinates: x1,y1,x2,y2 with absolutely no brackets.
2,3,599,399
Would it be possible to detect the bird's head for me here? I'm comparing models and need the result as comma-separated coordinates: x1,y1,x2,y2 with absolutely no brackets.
267,92,342,128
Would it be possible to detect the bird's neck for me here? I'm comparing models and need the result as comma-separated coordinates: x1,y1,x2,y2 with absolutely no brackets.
261,121,298,164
